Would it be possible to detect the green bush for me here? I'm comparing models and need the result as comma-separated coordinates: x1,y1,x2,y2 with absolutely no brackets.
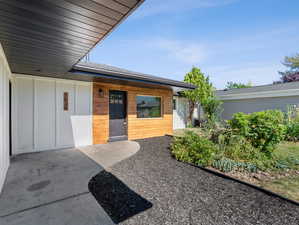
171,131,217,166
217,133,261,161
229,110,286,156
285,122,299,142
228,112,250,136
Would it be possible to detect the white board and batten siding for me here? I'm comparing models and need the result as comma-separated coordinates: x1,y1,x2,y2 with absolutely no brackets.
173,96,188,129
14,75,93,154
0,43,11,193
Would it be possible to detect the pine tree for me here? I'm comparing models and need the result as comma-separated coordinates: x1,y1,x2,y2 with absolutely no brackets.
279,54,299,83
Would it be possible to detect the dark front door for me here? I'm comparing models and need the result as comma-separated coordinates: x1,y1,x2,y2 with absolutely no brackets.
109,90,127,141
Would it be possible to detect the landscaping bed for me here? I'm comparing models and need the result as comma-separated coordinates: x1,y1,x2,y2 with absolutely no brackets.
172,110,299,203
91,136,299,225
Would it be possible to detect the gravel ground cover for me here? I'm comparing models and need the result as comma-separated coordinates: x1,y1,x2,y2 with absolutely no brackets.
89,136,299,225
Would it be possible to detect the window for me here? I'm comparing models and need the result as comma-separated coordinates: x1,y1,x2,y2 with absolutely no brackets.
136,95,162,118
110,93,123,104
173,99,176,110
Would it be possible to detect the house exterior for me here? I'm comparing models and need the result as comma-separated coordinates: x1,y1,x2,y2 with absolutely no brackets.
173,95,188,129
172,96,200,129
0,0,194,193
217,82,299,120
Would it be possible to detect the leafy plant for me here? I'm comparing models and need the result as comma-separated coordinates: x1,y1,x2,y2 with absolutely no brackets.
285,122,299,142
228,110,286,156
284,105,299,142
249,110,285,154
212,158,257,173
228,112,250,136
217,133,260,161
171,131,217,166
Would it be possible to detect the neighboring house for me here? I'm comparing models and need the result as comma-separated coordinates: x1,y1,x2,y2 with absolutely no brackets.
0,1,194,193
217,82,299,120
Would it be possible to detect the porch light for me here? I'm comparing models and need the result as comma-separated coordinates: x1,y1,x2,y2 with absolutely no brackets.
98,88,104,97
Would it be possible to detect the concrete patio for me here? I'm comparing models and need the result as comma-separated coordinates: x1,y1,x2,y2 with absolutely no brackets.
0,141,140,225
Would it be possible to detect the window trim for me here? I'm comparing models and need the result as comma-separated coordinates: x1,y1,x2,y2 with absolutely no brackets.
136,95,163,119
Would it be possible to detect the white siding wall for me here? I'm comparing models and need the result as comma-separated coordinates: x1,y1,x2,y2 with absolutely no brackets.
0,44,10,193
14,75,92,154
173,96,188,129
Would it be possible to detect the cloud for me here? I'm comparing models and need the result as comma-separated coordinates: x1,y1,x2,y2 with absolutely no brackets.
133,0,238,18
153,39,206,64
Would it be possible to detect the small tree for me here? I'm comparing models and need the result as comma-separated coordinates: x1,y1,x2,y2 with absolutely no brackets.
183,67,215,125
225,81,252,89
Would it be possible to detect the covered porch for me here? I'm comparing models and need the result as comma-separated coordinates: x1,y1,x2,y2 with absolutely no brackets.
0,0,195,196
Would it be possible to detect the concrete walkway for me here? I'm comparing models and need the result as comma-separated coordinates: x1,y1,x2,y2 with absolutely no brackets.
0,141,139,225
78,141,140,169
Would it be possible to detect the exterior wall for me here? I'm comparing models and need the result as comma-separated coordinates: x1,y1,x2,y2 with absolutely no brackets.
221,95,299,120
93,82,173,144
14,75,92,154
0,44,10,193
173,96,188,129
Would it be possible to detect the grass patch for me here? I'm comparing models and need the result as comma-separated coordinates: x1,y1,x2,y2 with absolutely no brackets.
273,142,299,170
260,175,299,202
173,128,203,137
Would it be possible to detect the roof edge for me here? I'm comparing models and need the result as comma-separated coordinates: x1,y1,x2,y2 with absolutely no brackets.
72,63,196,90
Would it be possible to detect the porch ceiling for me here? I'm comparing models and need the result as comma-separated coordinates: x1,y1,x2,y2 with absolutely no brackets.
0,0,144,76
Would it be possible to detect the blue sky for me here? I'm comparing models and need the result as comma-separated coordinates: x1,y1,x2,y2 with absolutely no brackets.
89,0,299,89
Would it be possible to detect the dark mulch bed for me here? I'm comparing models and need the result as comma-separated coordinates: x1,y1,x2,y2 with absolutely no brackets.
89,136,299,225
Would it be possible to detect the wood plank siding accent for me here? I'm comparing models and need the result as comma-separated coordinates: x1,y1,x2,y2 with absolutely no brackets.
93,82,173,144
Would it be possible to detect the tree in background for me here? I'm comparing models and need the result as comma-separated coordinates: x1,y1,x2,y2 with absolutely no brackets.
183,67,221,126
225,81,252,89
279,53,299,83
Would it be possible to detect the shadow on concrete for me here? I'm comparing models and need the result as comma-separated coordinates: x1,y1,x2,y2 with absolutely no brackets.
88,170,152,224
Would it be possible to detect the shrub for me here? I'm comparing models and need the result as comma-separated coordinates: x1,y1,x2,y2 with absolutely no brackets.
285,122,299,141
217,133,261,161
171,131,217,166
228,112,250,137
229,110,286,156
249,110,286,153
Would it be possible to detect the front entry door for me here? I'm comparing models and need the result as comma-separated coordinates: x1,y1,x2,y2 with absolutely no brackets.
109,90,127,141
